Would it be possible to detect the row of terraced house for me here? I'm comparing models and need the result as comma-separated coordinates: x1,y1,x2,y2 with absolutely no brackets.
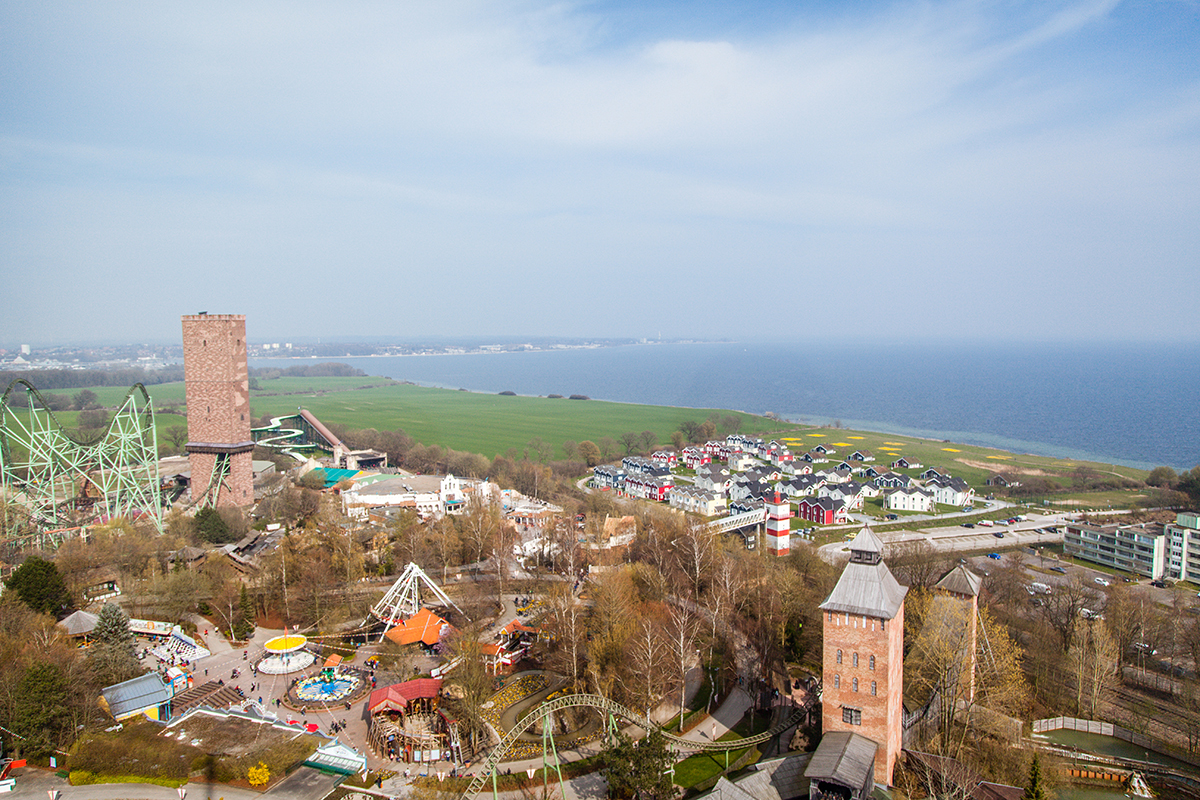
593,436,974,522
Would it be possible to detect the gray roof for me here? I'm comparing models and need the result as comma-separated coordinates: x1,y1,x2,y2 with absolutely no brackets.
735,752,813,800
59,609,99,636
820,529,908,619
701,777,757,800
101,672,172,718
804,731,877,788
935,565,982,597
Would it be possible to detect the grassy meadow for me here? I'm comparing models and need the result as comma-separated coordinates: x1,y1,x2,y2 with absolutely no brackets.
44,376,1153,505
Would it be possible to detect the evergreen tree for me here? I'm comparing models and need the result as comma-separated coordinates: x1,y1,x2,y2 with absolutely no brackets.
1023,753,1049,800
195,506,233,543
93,603,135,652
234,583,256,640
5,556,71,616
600,728,674,800
89,603,143,686
12,662,71,759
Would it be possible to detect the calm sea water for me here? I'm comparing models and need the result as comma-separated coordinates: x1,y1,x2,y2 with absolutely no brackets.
252,341,1200,471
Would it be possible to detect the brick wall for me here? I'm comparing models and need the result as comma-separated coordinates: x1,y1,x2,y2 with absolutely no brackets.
182,314,253,507
822,606,905,785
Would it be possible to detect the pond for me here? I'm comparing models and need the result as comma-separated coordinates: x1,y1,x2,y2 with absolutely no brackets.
1033,729,1196,773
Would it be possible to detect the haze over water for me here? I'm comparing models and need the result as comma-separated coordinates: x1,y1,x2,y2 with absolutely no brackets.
253,341,1200,471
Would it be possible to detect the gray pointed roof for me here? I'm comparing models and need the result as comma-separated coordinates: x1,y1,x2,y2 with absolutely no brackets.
848,526,883,554
819,528,907,620
59,609,99,636
935,565,982,597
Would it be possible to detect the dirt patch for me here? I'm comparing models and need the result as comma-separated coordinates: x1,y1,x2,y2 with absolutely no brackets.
167,712,319,758
955,458,1050,476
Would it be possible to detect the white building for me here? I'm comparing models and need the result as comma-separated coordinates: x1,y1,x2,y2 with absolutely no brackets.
342,474,472,520
1166,513,1200,583
884,486,934,513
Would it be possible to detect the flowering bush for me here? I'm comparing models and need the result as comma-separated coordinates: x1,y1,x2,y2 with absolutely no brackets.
248,762,270,787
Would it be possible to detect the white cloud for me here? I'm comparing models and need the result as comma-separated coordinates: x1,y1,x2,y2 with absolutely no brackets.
1,0,1198,342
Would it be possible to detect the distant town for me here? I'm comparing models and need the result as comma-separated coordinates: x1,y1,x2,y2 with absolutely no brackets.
0,336,725,372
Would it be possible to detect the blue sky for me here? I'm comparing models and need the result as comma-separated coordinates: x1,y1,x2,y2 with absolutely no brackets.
1,0,1198,345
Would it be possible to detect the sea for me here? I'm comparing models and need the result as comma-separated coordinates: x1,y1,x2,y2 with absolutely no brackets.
251,340,1200,471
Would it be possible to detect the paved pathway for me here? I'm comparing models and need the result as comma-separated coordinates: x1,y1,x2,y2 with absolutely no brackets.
5,766,261,800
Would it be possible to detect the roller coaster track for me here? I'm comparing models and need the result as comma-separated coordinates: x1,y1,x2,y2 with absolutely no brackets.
1,380,162,533
461,692,812,799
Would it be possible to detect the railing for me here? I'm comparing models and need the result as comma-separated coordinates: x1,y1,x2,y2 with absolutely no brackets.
708,508,767,534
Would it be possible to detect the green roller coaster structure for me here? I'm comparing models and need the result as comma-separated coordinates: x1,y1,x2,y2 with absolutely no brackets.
0,379,163,537
462,692,812,799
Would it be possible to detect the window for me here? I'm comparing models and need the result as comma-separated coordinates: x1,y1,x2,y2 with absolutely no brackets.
842,707,862,725
836,649,842,664
834,675,840,689
852,652,859,667
869,655,875,671
871,681,877,696
853,678,858,692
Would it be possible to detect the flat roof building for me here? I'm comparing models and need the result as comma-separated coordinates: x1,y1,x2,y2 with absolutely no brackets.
1064,520,1167,579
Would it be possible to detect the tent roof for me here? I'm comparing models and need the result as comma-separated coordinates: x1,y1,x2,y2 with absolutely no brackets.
59,609,99,636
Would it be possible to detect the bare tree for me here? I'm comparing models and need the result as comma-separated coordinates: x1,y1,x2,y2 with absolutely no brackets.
546,582,587,691
626,614,673,718
666,600,701,730
1069,618,1119,717
1040,576,1099,651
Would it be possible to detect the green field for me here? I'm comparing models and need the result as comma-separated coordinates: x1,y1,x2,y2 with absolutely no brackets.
41,377,1155,489
246,380,789,460
43,377,794,461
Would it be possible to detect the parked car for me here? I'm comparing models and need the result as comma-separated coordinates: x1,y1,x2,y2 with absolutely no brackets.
884,513,899,521
1094,577,1110,587
962,505,974,512
1150,579,1166,588
961,522,975,529
1050,566,1067,574
987,552,1001,560
978,520,994,527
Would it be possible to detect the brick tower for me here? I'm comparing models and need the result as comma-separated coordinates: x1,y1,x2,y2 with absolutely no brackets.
182,314,254,507
765,490,791,557
933,565,982,703
819,527,907,786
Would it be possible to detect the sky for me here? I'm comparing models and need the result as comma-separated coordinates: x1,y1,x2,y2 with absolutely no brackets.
1,0,1198,346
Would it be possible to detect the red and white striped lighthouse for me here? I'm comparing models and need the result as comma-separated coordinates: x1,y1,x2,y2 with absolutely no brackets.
765,490,791,556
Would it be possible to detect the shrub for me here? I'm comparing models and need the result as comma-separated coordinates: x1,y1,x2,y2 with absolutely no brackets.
248,762,271,787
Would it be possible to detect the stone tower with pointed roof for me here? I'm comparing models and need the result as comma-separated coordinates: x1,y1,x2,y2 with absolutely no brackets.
820,527,907,786
934,564,982,702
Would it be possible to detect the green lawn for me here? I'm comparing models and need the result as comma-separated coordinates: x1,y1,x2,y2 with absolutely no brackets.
672,711,771,787
40,382,1154,487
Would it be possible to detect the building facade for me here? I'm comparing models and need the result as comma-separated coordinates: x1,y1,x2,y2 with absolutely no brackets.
820,528,907,785
1064,521,1167,579
1165,513,1200,583
182,314,254,507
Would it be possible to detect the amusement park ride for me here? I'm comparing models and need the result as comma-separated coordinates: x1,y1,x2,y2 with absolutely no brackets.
0,380,164,543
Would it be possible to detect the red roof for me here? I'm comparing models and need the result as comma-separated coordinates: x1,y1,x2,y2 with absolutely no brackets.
384,607,450,647
500,619,543,636
367,678,443,714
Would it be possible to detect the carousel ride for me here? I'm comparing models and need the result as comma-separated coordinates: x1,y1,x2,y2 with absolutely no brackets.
295,665,363,704
258,633,315,674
